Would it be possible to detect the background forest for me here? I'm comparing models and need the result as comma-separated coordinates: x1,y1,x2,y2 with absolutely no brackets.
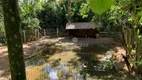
0,0,122,32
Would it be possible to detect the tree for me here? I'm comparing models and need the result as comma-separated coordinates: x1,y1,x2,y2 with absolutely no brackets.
37,0,68,29
37,0,95,30
90,0,142,78
2,0,26,80
19,0,45,30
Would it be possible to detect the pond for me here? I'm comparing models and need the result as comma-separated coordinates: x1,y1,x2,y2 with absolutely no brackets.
25,44,133,80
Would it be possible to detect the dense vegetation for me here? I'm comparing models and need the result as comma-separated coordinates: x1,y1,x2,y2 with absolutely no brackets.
90,0,142,79
0,0,121,32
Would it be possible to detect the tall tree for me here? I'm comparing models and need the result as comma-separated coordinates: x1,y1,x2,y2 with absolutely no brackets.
2,0,26,80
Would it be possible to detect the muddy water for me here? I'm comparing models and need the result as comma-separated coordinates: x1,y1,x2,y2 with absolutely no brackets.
25,45,108,80
25,44,132,80
25,51,80,80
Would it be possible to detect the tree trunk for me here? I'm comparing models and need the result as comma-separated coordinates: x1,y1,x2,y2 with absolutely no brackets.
2,0,26,80
68,0,71,24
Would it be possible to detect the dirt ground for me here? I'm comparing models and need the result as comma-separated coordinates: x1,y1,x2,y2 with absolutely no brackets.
0,37,61,80
0,37,126,80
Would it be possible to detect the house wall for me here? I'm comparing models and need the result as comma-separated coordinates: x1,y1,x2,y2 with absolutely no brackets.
68,29,99,38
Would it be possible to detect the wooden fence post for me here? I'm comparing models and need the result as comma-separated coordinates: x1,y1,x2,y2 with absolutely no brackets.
23,30,26,42
57,28,59,37
38,29,40,39
44,29,46,36
35,29,37,40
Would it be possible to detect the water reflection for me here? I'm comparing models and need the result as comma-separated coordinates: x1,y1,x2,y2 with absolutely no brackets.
24,44,124,80
26,58,46,67
25,56,113,80
41,61,106,80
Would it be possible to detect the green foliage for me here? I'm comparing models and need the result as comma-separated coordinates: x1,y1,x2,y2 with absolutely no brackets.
0,5,4,32
37,0,95,29
90,0,114,15
89,0,142,77
79,1,91,19
37,1,67,29
19,0,45,30
138,12,142,23
21,17,40,29
90,1,121,32
70,0,94,22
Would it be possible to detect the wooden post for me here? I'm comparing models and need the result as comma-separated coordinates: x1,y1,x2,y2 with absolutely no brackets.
44,29,46,36
38,29,40,39
57,28,59,37
23,30,26,42
34,29,37,40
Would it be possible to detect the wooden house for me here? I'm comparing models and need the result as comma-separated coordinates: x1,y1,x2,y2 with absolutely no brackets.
66,22,100,38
